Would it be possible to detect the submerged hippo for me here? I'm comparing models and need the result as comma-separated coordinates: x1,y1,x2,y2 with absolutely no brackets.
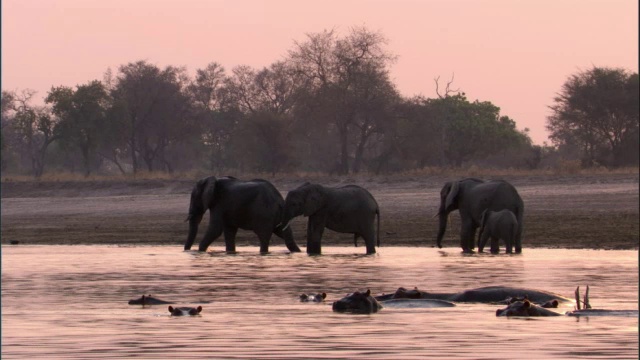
128,295,174,306
375,286,571,304
496,300,638,317
496,300,561,317
497,286,639,317
332,290,382,314
168,306,203,316
300,293,327,302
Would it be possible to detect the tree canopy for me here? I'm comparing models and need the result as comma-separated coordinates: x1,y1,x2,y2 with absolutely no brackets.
547,66,639,168
5,27,607,178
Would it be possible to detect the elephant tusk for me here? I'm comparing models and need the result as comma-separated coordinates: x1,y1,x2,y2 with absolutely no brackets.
281,220,291,231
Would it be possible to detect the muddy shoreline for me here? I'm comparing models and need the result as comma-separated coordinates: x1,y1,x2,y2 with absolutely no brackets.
1,173,638,250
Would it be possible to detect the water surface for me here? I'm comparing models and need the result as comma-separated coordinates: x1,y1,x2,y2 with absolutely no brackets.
2,246,638,359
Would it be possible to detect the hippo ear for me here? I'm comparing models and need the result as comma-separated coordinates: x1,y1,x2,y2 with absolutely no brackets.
365,289,371,297
168,306,174,313
196,306,202,313
300,294,308,301
321,292,327,299
523,300,531,308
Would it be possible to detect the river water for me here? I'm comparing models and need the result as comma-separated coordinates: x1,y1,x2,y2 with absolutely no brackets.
2,245,638,359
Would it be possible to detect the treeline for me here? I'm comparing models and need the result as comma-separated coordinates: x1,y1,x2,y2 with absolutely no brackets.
1,28,637,178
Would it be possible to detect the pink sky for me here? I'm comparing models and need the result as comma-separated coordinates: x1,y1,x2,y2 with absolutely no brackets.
2,0,638,144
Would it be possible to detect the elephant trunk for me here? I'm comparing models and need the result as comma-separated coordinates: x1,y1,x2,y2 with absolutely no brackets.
436,210,448,249
185,213,203,250
280,205,302,230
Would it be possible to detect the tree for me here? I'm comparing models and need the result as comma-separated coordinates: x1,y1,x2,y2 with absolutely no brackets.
547,67,639,167
187,62,235,172
226,61,306,173
46,80,109,176
288,27,397,174
111,61,196,173
6,90,59,177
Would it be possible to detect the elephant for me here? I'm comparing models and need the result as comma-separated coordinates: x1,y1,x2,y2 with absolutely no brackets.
128,294,174,305
168,306,203,316
280,183,380,255
299,293,327,302
373,286,571,304
435,178,524,253
477,209,519,254
185,176,301,253
332,289,383,314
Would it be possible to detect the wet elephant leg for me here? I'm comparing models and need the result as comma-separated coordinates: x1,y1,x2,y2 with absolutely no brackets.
306,216,325,255
223,226,238,252
198,213,224,251
360,228,377,255
273,227,301,252
460,221,476,253
478,229,490,253
490,236,500,254
505,237,513,254
514,224,523,254
255,229,273,253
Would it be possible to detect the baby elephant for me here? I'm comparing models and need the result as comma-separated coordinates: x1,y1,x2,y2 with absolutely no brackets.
478,209,519,254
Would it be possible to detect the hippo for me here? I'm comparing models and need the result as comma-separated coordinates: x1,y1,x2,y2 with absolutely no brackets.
332,290,383,314
128,294,174,306
497,286,639,317
496,300,561,317
300,293,327,302
505,295,559,308
374,286,571,304
168,306,203,316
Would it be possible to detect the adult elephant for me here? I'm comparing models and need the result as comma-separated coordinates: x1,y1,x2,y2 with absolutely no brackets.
435,178,524,253
281,183,380,255
185,176,301,253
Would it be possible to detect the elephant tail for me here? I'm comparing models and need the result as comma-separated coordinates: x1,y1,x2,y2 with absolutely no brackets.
376,208,381,248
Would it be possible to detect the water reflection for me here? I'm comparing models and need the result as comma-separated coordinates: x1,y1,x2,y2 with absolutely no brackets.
2,246,638,359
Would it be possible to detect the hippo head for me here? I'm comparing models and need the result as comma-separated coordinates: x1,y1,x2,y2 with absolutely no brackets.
168,306,203,316
332,289,382,314
496,300,560,317
392,287,422,299
540,299,560,308
300,293,327,302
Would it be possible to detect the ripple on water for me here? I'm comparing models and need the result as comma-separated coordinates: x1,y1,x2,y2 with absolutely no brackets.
1,246,638,359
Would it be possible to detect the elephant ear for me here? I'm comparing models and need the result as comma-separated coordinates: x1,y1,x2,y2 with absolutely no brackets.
303,185,325,216
444,181,460,211
201,177,217,210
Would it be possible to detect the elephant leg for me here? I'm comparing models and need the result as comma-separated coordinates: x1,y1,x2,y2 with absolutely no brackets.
478,231,490,253
198,214,224,251
504,235,513,254
306,216,325,255
514,224,523,254
223,226,238,252
490,237,500,254
256,229,272,253
273,227,301,252
460,221,476,253
360,228,377,255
